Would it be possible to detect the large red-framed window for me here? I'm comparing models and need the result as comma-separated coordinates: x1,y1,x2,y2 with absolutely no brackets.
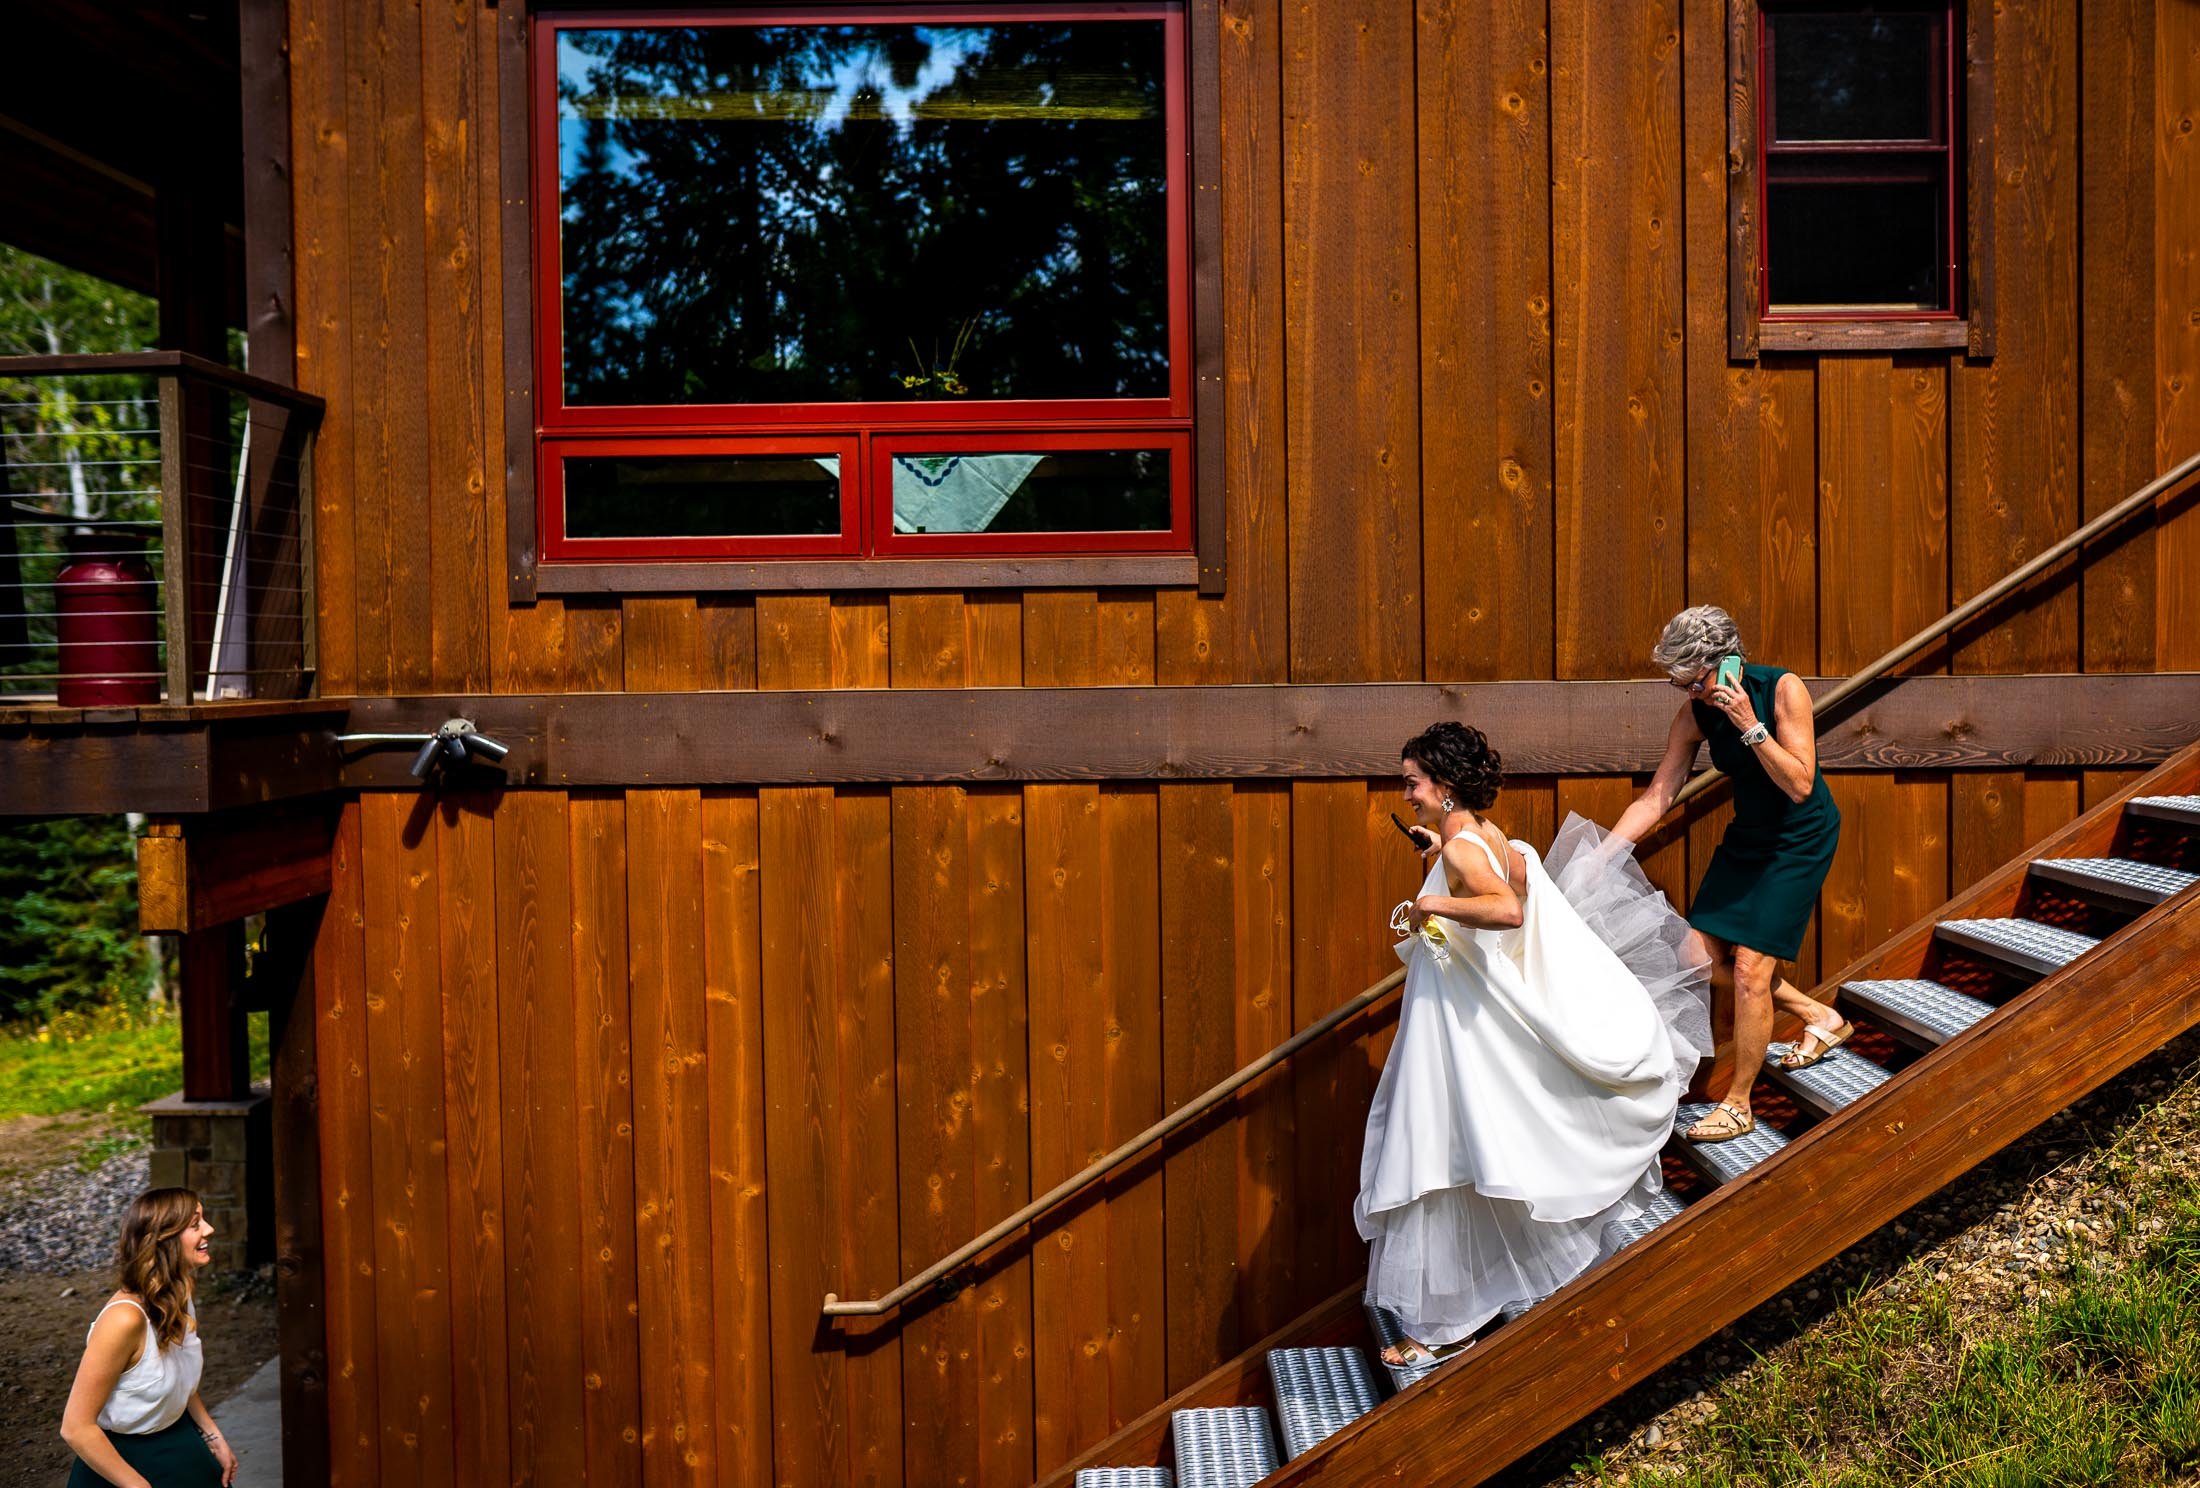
533,4,1193,564
1757,3,1962,322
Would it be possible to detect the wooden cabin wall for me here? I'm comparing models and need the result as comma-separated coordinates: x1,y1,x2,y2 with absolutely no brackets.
285,0,2199,1483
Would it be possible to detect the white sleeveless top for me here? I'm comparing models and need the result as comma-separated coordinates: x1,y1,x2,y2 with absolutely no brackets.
87,1296,202,1434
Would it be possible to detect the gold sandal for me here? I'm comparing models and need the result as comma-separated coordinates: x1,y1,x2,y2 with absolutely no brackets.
1684,1101,1756,1143
1779,1020,1855,1070
1380,1336,1471,1368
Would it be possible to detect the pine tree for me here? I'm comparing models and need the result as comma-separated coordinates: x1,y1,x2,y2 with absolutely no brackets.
0,816,152,1023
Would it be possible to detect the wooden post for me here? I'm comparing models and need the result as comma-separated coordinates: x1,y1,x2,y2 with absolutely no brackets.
179,923,250,1102
265,898,331,1487
158,374,192,705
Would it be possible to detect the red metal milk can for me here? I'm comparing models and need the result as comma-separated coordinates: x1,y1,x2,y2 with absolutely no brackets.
54,527,161,705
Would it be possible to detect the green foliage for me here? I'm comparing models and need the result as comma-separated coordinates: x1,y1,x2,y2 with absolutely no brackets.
0,242,164,691
0,815,152,1023
0,1003,273,1123
1655,1168,2200,1487
0,1001,182,1117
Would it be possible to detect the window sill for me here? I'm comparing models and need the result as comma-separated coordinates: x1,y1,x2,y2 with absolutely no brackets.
1757,318,1971,353
534,553,1202,595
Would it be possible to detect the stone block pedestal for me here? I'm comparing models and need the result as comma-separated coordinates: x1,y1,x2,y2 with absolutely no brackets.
139,1087,273,1270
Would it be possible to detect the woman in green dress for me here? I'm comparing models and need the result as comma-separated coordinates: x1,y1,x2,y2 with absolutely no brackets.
1606,606,1851,1144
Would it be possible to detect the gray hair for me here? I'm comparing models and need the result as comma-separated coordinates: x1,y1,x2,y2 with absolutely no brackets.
1651,605,1745,680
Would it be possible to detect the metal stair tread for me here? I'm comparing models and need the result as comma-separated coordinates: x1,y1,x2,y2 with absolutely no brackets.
1077,1471,1174,1487
1599,1186,1687,1259
1267,1347,1382,1459
1934,917,2099,976
2128,794,2200,826
2030,855,2199,908
1841,977,1995,1046
1762,1041,1893,1116
1170,1406,1280,1488
1672,1102,1791,1184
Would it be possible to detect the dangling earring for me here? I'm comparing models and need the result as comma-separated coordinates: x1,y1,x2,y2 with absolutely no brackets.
1441,797,1455,813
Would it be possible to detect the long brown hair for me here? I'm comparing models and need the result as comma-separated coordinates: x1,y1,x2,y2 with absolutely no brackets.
115,1188,199,1351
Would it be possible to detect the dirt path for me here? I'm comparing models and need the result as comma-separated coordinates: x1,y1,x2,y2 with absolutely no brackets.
0,1116,277,1484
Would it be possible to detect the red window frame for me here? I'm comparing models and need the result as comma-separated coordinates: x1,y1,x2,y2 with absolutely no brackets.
531,4,1194,563
541,435,864,562
871,430,1193,556
1757,2,1962,322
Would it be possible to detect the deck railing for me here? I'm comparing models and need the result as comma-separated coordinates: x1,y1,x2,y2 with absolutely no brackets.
0,351,324,706
821,443,2200,1320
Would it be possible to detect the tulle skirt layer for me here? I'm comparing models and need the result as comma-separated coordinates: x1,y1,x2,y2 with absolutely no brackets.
1357,815,1712,1345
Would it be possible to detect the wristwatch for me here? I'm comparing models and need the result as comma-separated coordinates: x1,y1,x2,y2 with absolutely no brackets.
1738,723,1770,747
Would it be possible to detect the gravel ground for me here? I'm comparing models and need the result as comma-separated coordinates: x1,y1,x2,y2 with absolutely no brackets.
0,1119,277,1486
1502,1027,2200,1485
0,1143,150,1274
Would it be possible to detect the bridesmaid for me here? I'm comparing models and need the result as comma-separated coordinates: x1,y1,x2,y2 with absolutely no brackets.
1606,605,1850,1143
59,1189,236,1487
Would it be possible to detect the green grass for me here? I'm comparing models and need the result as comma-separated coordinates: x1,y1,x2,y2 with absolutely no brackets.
0,1002,272,1120
1626,1204,2200,1486
1569,1055,2200,1487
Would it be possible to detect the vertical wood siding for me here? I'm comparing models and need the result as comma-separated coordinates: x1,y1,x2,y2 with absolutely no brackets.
285,0,2200,1482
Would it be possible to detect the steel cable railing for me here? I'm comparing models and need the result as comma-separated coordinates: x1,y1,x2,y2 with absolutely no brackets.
820,444,2200,1320
0,352,323,704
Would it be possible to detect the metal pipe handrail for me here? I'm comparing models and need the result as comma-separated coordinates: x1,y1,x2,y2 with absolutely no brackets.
821,447,2200,1320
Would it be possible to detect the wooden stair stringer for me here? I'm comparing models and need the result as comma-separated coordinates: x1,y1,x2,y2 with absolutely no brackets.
1031,742,2200,1488
1275,889,2200,1485
1269,740,2200,1486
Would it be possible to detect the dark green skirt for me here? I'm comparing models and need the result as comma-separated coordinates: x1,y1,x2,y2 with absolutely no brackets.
66,1417,221,1487
1686,812,1841,962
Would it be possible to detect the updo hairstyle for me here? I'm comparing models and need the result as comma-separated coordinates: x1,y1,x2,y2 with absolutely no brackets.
1401,721,1503,813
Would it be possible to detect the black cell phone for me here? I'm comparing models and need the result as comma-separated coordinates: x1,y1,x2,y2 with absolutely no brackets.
1390,812,1430,850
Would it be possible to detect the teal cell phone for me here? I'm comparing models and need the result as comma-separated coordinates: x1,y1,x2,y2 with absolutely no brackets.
1714,654,1744,692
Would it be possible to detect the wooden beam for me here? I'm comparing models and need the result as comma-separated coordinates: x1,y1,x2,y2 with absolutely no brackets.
495,0,537,605
266,898,333,1488
137,800,338,934
336,673,2200,788
0,712,344,817
180,924,251,1103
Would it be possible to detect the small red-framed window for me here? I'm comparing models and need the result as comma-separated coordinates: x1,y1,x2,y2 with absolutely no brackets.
871,430,1192,555
1758,3,1962,320
532,4,1193,563
540,436,864,562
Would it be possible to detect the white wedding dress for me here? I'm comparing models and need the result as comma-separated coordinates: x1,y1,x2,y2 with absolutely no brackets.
1355,815,1713,1347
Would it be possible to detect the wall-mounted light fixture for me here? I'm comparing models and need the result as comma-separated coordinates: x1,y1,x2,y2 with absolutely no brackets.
337,718,513,781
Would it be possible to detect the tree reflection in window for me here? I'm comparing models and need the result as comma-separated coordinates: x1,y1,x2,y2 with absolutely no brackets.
556,21,1170,407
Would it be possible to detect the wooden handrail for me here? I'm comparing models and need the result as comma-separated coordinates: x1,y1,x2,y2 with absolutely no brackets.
0,350,326,421
1668,445,2200,811
819,447,2200,1320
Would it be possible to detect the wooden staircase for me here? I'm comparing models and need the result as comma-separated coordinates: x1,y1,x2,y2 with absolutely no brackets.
1042,741,2200,1488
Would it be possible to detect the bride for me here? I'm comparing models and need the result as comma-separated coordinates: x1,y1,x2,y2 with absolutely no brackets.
1357,722,1712,1364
